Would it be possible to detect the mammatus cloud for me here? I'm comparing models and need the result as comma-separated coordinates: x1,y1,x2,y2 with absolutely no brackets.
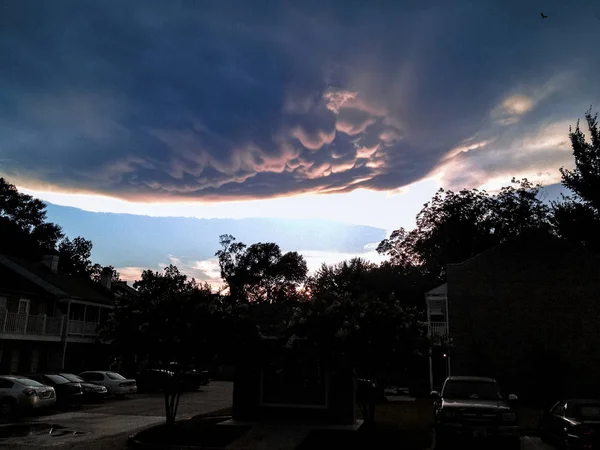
0,0,598,201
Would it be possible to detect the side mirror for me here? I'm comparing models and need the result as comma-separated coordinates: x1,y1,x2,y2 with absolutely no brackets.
430,390,440,399
508,394,518,401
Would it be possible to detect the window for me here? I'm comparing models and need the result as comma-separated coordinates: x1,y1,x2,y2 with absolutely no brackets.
15,378,45,387
17,299,30,315
59,373,85,383
82,372,104,382
442,380,502,400
0,378,14,389
0,297,7,311
572,405,600,420
43,374,70,385
106,372,125,380
553,402,566,416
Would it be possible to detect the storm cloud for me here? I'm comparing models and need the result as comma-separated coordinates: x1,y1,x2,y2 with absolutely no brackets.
1,0,599,200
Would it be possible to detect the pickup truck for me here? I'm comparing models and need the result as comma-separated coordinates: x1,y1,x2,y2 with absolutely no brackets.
431,376,520,449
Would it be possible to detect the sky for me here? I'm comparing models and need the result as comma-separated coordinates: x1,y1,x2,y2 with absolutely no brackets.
1,0,598,283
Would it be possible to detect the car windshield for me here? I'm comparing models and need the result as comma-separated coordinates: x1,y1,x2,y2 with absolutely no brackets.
59,373,85,383
106,372,126,380
573,405,600,420
45,374,71,384
442,380,502,400
15,378,45,387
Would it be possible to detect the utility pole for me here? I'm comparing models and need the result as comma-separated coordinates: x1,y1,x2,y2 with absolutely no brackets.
60,300,71,369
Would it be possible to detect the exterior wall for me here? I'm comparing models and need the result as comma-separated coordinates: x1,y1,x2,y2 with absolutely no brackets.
233,340,356,425
447,235,600,402
0,340,63,374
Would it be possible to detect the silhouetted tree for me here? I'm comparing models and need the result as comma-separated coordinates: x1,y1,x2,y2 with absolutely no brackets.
216,234,308,303
560,108,600,211
91,264,121,283
287,281,427,424
0,177,63,256
378,179,551,281
100,264,219,426
57,236,95,277
552,196,600,253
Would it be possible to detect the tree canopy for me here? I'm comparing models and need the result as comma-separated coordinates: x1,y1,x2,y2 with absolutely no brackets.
216,234,308,303
0,177,63,256
377,179,551,281
560,109,600,211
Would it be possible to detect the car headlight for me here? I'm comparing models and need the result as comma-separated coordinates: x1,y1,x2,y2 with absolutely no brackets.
96,386,107,392
501,412,517,422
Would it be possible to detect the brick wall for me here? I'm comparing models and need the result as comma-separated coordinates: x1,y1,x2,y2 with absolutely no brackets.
447,232,600,401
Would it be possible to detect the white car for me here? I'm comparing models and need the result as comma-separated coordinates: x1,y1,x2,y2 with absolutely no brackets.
78,371,137,397
0,376,56,417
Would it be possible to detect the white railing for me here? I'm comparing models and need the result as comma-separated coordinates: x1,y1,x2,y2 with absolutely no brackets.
67,320,98,337
0,312,64,337
429,321,448,337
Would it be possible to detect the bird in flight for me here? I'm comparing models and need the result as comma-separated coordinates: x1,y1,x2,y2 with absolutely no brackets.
541,12,548,19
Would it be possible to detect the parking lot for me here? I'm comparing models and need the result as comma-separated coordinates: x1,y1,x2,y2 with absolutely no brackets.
0,381,233,449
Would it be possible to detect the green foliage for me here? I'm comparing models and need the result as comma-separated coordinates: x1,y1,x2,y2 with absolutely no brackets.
377,179,551,281
216,234,308,303
560,109,600,211
0,177,63,255
551,196,600,253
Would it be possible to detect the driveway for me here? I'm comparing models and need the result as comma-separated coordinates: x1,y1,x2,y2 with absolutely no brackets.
0,381,233,449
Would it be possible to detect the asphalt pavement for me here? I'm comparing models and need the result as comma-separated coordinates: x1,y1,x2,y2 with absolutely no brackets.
0,381,233,449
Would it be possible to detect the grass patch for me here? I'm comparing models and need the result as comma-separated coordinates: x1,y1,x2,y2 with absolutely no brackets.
299,400,544,450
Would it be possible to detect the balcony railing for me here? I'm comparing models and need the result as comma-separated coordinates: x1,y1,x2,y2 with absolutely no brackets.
67,320,98,337
0,312,98,338
429,321,448,338
0,311,64,337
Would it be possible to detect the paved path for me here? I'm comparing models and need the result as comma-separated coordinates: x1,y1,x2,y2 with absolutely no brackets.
0,381,233,449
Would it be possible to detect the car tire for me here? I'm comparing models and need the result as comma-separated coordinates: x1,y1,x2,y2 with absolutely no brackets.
0,399,16,418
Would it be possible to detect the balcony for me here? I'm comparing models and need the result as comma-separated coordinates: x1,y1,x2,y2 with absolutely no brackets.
429,321,448,338
0,312,99,341
67,320,98,337
0,311,64,338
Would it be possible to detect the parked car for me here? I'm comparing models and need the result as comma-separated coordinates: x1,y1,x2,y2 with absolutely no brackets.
57,373,108,403
166,362,210,390
0,376,56,417
21,373,83,407
431,376,520,449
540,399,600,449
78,371,137,397
136,363,209,392
135,368,175,392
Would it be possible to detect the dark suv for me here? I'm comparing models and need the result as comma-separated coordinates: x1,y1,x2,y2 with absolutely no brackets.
431,376,520,448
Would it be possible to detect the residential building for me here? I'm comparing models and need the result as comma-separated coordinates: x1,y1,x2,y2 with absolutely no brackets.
0,254,118,374
426,230,600,401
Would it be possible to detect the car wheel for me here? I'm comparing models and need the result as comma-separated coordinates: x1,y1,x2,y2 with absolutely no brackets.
0,399,16,418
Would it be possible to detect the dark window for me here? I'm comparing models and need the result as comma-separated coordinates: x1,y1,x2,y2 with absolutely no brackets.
553,402,566,416
0,378,14,388
59,373,85,383
442,380,502,400
106,372,125,380
81,372,104,381
572,405,600,420
43,374,70,385
15,378,44,387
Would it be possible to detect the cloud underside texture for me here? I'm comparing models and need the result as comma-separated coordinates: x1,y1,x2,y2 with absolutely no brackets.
1,0,598,200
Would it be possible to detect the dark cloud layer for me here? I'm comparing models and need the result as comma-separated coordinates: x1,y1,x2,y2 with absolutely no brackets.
1,0,599,200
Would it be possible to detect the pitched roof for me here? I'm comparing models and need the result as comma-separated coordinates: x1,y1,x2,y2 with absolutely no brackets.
447,229,600,270
0,255,114,306
0,263,55,299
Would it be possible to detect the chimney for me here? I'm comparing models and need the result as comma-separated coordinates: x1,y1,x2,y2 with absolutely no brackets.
100,267,113,290
42,254,59,273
